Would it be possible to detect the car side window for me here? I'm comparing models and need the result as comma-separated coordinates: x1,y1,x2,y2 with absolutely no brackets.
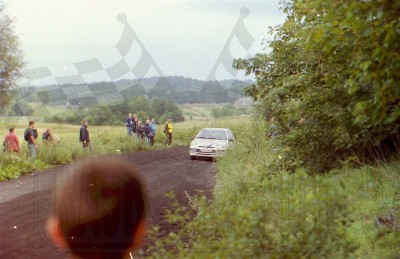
228,130,234,141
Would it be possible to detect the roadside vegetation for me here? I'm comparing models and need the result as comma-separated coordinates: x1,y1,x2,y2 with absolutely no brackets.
0,116,248,181
1,0,399,257
148,117,400,258
147,0,400,258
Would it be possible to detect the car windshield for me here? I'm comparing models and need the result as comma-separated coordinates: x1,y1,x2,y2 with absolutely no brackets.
196,129,227,140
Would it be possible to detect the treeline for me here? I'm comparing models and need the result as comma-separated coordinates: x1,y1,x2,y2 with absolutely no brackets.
15,76,251,107
44,97,184,126
234,0,400,173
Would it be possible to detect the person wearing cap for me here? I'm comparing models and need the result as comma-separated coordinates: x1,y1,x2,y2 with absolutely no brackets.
164,117,173,145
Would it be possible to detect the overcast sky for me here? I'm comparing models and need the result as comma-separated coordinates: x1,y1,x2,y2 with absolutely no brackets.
3,0,286,85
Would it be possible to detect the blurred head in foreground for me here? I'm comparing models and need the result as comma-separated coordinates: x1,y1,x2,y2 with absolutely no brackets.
46,158,146,259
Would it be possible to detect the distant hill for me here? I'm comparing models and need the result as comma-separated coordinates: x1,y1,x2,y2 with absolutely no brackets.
16,76,253,106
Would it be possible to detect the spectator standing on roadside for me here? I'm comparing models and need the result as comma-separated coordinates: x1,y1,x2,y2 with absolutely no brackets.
164,117,173,146
24,121,38,160
136,120,145,140
3,127,20,153
144,119,152,145
132,113,138,136
149,118,156,146
126,113,133,136
80,120,90,149
46,158,146,259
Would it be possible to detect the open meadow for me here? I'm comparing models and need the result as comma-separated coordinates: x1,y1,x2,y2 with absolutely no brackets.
179,103,226,120
0,115,249,181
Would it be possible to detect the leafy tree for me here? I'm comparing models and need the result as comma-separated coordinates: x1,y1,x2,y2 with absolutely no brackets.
152,98,184,122
0,5,24,113
127,96,153,117
86,106,117,126
211,107,222,119
137,111,149,122
234,0,400,173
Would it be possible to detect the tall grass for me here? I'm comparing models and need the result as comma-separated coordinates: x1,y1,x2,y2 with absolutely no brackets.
149,116,400,258
0,117,249,181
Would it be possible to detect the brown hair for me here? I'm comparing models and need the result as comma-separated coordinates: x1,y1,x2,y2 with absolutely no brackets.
53,158,146,258
9,127,15,133
29,120,35,126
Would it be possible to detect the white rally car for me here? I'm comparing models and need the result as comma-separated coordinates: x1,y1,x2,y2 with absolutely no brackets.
189,128,235,160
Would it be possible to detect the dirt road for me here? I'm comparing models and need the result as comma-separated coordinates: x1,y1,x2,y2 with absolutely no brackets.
0,146,216,258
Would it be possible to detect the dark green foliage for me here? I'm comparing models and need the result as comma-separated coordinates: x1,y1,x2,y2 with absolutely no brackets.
45,88,68,103
152,98,184,123
234,0,400,173
44,97,184,125
0,5,24,113
16,77,251,106
127,96,153,118
87,82,118,95
150,120,356,258
120,83,146,101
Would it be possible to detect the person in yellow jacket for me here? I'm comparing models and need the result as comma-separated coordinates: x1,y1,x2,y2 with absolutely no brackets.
164,117,173,145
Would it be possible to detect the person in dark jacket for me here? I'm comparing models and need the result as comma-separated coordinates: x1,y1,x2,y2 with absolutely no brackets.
144,119,152,145
136,120,145,140
150,118,156,146
25,121,38,160
79,121,90,148
126,113,133,136
132,113,138,136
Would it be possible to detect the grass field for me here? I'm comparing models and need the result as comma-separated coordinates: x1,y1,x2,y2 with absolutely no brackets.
179,103,226,120
0,115,249,181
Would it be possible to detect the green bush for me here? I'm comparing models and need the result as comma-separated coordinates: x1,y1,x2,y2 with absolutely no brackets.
333,162,400,258
234,0,400,173
149,119,356,258
0,151,47,181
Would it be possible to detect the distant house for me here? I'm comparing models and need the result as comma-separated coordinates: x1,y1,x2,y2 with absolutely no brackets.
234,97,254,107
